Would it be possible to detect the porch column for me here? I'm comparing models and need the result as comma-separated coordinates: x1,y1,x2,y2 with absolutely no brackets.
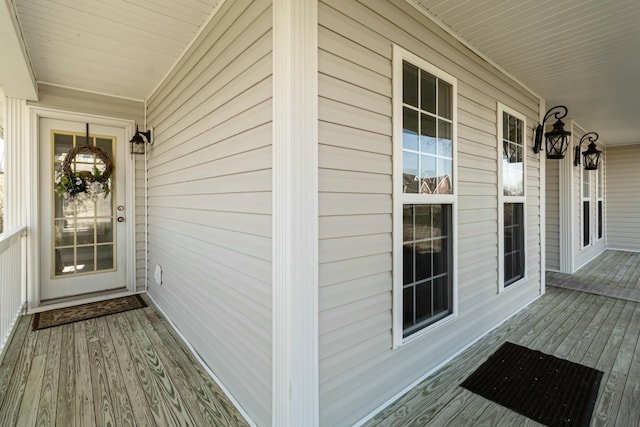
3,97,29,230
272,0,319,426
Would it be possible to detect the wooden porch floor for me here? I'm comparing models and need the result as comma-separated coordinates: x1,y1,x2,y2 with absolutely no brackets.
366,251,640,426
0,295,249,427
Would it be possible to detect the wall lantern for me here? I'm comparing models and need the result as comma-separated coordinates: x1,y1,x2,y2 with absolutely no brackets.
574,132,602,170
130,126,152,155
532,105,572,159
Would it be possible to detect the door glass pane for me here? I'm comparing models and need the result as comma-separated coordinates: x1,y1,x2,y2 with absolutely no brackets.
55,248,75,276
54,220,74,246
51,131,116,278
76,246,95,273
97,245,114,271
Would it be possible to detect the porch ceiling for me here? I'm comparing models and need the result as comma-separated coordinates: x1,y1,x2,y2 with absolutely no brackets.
2,0,640,145
8,0,222,101
411,0,640,145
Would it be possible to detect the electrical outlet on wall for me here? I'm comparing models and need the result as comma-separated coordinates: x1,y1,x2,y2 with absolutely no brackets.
154,264,162,286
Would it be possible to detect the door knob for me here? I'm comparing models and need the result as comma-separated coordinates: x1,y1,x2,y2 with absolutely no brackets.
117,217,125,223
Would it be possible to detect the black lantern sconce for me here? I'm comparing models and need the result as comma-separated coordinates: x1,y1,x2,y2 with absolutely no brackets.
533,105,572,159
574,132,602,170
130,126,152,155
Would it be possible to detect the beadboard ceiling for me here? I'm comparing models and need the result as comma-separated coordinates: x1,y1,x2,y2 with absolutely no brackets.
12,0,221,101
3,0,640,144
411,0,640,145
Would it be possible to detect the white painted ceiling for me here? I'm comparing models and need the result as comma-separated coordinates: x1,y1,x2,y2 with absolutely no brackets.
12,0,221,101
2,0,640,144
411,0,640,145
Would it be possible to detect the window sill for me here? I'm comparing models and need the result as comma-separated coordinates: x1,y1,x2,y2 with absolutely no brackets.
399,312,457,348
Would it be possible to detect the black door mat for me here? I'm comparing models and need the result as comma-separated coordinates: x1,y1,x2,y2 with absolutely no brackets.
33,295,147,330
460,341,603,427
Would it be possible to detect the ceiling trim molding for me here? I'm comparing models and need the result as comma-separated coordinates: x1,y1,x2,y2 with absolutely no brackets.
405,0,541,102
37,81,146,103
0,0,37,100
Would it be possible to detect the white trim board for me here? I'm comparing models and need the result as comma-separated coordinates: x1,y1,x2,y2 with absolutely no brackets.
272,0,319,425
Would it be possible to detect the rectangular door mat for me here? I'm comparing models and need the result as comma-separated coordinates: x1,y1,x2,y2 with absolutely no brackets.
33,294,147,330
461,341,603,427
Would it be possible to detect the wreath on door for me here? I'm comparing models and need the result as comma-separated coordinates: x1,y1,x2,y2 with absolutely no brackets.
55,145,113,203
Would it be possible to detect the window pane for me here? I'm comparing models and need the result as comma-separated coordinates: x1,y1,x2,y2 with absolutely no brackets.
420,114,436,154
55,220,74,246
502,112,524,197
97,244,114,271
583,201,590,246
55,248,75,276
415,281,433,324
403,107,419,151
403,152,419,194
403,287,414,330
420,71,436,114
420,155,437,188
403,61,418,108
76,246,96,273
438,80,452,119
433,276,449,316
437,120,452,158
96,137,113,157
54,133,74,161
598,201,603,239
403,204,452,337
436,158,453,194
504,203,524,286
403,243,414,285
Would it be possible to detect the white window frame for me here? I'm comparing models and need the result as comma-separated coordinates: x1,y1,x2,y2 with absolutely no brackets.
595,155,604,242
392,45,458,348
497,104,527,293
581,165,592,248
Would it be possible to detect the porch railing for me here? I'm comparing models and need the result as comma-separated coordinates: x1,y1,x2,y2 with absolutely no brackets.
0,227,26,362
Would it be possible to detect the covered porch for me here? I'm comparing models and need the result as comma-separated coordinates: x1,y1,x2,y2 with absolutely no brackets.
365,250,640,426
1,251,639,425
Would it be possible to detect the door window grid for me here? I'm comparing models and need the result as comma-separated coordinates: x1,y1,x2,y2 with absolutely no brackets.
52,131,116,277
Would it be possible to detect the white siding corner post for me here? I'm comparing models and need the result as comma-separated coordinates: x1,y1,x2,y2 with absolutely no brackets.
272,0,319,426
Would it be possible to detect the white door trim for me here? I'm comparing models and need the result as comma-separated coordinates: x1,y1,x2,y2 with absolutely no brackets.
27,106,137,310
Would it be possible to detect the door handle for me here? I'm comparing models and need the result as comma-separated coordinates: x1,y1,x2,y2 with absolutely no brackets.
117,217,125,223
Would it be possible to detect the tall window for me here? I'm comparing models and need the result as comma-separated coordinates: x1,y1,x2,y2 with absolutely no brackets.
499,106,526,289
393,47,456,344
597,159,604,240
582,166,591,247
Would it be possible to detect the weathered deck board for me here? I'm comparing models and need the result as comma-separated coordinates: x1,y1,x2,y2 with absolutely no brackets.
366,250,640,427
0,297,248,427
36,325,62,426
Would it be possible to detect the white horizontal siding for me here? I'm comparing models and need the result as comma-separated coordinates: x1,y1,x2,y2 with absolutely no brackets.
317,0,541,425
606,145,640,251
145,0,272,425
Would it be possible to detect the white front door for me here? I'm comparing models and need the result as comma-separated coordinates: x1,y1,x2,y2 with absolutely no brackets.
39,117,129,302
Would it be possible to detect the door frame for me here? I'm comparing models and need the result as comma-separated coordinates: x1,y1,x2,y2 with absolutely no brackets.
27,106,137,311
